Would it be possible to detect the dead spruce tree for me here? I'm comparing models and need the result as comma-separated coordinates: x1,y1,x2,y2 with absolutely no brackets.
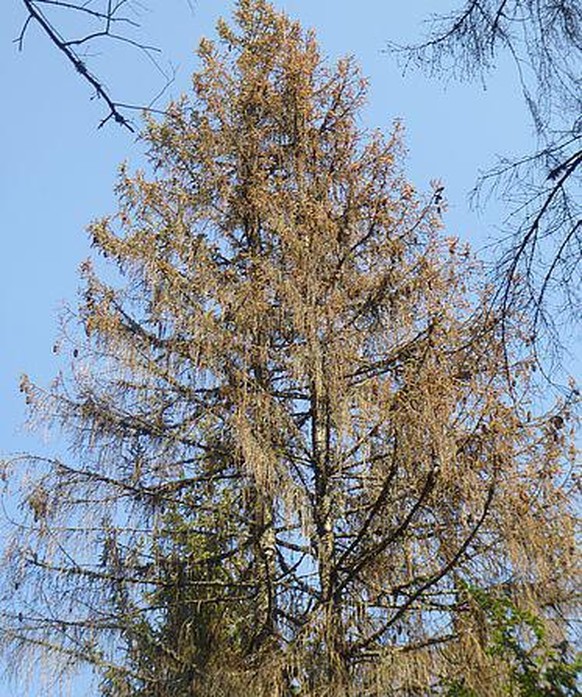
1,1,578,695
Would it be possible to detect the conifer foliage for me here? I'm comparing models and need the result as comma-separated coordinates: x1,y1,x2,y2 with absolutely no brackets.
1,2,578,695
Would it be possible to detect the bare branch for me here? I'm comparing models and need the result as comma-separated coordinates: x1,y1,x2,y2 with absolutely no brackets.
392,0,582,362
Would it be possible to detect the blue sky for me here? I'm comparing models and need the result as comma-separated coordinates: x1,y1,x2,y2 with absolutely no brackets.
0,1,535,694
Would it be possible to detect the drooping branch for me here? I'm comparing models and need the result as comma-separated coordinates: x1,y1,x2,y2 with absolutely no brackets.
350,475,497,656
391,0,582,355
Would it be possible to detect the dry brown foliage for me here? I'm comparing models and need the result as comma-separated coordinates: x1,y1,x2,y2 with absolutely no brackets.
1,2,578,695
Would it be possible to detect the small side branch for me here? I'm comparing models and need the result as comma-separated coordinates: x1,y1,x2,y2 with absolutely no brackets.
16,0,171,131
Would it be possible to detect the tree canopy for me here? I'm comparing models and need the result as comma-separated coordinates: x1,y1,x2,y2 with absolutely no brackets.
16,0,581,358
2,2,579,695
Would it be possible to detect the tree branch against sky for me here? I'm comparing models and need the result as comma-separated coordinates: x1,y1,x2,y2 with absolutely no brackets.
15,0,197,130
393,0,581,355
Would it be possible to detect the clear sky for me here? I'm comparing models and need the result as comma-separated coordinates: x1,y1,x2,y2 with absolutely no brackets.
0,1,535,694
